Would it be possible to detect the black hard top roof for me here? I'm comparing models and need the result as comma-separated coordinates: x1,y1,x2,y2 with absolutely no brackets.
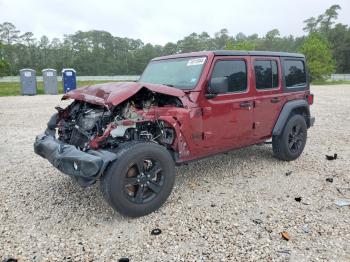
152,50,305,61
213,50,304,58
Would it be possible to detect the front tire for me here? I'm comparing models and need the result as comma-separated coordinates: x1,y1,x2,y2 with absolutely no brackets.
100,142,175,217
272,114,307,161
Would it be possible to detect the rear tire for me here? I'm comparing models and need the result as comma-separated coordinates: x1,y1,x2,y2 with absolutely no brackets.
100,142,175,217
272,114,307,161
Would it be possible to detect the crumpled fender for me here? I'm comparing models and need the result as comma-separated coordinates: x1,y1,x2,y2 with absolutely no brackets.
138,106,201,159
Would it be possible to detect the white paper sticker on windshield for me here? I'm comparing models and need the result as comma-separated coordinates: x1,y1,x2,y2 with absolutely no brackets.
46,71,53,77
187,57,206,66
24,72,31,77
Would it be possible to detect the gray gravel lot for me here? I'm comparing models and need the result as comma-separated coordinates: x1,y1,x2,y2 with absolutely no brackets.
0,85,350,261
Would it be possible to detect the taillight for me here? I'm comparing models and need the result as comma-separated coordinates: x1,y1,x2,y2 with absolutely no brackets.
307,94,314,105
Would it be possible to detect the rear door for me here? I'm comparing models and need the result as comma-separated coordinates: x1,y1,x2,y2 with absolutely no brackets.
200,56,255,152
252,57,284,139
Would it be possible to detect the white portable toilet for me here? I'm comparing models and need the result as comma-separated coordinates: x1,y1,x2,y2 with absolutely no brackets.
20,69,37,95
42,69,58,95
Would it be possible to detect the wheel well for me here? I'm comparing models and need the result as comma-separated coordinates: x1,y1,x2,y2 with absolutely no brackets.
105,140,177,171
290,106,310,127
273,101,311,136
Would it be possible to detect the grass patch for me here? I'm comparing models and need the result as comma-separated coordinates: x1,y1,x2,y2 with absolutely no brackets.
1,79,349,96
311,80,350,85
0,80,115,97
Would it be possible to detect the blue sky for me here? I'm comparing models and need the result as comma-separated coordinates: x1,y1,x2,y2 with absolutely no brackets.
0,0,349,44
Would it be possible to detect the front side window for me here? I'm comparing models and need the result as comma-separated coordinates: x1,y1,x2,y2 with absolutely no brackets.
284,60,307,87
211,60,247,93
139,57,206,89
254,60,279,89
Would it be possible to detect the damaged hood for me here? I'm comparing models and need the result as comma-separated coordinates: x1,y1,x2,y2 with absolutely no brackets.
62,82,186,107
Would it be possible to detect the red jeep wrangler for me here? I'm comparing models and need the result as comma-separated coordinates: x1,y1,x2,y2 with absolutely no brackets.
34,51,315,217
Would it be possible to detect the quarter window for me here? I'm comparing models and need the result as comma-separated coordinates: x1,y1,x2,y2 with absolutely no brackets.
284,60,306,87
211,60,247,93
254,60,279,89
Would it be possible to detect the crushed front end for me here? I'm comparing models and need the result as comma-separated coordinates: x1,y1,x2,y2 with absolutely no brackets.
34,133,117,186
34,85,183,186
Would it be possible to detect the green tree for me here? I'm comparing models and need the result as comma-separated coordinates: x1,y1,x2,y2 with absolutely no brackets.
303,17,319,33
0,22,20,44
302,4,349,73
299,34,335,80
0,5,349,77
224,40,235,50
162,42,177,55
20,32,35,46
327,23,350,73
177,32,208,53
225,40,255,50
213,29,230,49
0,42,10,76
303,5,341,34
235,41,255,50
320,4,341,33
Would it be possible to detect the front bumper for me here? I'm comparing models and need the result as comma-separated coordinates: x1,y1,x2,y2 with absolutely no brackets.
34,134,117,185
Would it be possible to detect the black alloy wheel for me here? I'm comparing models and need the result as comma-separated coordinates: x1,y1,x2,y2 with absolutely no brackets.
100,142,175,217
123,158,164,204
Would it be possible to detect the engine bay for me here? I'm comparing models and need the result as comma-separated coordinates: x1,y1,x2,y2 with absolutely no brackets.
55,88,182,151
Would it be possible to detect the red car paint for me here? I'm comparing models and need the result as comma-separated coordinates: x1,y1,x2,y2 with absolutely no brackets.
63,82,186,108
63,51,311,163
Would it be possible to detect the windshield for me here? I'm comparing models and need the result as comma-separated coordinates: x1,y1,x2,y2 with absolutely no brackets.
139,57,206,89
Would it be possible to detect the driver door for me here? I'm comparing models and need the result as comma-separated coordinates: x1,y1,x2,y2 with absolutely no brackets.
200,56,255,152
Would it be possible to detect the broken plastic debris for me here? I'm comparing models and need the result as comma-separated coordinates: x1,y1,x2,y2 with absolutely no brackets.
295,197,302,202
252,219,263,225
277,249,291,255
302,224,310,233
151,228,162,235
326,177,334,183
334,199,350,207
285,171,292,176
326,153,337,160
281,231,290,241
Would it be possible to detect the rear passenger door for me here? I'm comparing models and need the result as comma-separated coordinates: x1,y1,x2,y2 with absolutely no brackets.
252,57,284,139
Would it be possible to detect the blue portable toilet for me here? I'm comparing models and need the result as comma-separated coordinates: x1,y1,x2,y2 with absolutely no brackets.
62,68,77,93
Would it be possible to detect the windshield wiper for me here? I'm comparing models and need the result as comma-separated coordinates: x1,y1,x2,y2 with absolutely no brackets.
162,83,175,87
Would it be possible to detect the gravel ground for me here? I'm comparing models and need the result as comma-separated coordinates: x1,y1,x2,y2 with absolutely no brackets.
0,85,350,261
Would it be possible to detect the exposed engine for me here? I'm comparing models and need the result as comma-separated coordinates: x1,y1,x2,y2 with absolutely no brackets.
57,88,181,151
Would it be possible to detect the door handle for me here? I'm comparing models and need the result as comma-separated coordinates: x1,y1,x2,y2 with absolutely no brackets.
240,101,252,109
270,97,281,103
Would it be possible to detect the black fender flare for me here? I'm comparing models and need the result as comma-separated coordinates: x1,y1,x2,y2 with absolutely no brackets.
272,100,311,136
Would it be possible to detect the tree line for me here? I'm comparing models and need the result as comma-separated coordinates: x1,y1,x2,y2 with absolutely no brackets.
0,5,349,80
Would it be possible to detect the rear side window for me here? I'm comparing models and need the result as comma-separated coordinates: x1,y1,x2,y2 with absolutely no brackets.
254,60,279,89
284,60,306,87
211,60,247,93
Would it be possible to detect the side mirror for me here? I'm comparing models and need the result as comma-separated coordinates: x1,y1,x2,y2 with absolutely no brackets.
206,77,228,98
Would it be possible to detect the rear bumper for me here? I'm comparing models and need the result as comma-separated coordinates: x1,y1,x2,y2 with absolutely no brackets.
34,134,117,185
308,116,315,127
